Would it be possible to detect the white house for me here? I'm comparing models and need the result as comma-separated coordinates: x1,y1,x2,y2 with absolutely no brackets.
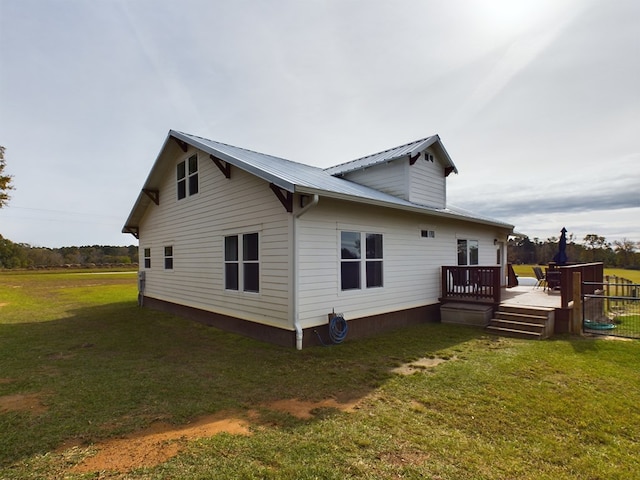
123,130,514,348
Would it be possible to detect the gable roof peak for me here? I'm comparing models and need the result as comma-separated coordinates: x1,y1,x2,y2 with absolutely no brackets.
324,134,456,176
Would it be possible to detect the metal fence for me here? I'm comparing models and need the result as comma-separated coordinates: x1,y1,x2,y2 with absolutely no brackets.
583,276,640,339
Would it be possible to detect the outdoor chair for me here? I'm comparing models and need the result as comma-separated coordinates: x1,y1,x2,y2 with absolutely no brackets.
533,266,546,289
545,269,561,292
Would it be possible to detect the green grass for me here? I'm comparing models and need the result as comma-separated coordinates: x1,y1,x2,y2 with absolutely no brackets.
1,271,640,479
512,264,640,284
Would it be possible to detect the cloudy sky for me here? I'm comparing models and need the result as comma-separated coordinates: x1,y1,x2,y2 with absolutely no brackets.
1,0,638,248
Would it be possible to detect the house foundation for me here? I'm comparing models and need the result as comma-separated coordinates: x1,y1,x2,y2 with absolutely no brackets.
141,296,440,348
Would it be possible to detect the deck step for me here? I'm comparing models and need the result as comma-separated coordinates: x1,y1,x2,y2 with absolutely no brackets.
499,305,555,315
485,326,543,339
489,319,546,333
486,304,555,340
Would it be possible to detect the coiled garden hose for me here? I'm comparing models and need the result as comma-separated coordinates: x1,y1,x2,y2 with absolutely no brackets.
314,314,348,346
329,315,348,344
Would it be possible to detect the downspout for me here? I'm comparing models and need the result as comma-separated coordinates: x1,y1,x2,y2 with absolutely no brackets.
293,194,319,350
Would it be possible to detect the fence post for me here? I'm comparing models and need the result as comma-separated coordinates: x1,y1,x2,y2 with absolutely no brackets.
572,271,582,335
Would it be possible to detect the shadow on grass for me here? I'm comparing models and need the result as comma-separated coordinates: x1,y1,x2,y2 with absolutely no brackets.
0,300,481,467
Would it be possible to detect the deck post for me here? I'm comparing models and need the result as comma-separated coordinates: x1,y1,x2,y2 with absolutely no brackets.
572,271,582,335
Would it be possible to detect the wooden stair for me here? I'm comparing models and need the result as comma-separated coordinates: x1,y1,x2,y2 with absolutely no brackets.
486,305,555,339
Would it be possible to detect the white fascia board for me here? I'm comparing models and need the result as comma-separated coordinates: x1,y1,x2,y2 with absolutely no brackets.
408,136,438,157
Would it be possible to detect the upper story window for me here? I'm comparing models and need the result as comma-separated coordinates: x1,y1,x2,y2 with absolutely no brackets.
457,239,478,265
177,154,198,200
340,231,383,291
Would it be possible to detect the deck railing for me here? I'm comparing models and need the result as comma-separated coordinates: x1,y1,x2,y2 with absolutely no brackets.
441,266,502,305
549,262,604,309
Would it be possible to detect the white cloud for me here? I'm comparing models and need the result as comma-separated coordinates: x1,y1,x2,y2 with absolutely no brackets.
0,0,638,247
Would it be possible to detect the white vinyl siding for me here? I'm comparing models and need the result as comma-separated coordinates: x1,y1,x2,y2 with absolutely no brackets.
295,198,502,330
138,148,291,329
408,149,446,208
340,161,408,199
339,150,446,208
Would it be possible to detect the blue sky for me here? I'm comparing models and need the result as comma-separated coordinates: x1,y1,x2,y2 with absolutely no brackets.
1,0,638,248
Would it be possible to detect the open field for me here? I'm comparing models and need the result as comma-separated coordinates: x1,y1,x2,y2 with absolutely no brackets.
512,264,640,284
1,271,639,479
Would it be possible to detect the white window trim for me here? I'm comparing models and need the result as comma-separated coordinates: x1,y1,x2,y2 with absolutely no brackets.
338,230,384,293
163,245,174,270
223,232,261,294
456,238,479,266
143,247,151,269
177,153,199,201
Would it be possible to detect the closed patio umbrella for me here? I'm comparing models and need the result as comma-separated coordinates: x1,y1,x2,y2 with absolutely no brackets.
553,227,568,265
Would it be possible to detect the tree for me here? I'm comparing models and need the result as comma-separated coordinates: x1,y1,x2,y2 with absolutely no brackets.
0,146,15,208
582,234,611,263
613,239,638,268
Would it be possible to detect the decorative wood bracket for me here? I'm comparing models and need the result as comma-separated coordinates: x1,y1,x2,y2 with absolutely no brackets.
172,137,188,152
124,226,139,239
142,189,159,205
269,184,293,213
444,166,456,177
409,152,421,165
210,154,231,179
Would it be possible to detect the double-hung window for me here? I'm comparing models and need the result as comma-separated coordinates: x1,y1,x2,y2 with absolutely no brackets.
225,233,259,293
143,248,151,269
340,231,383,291
164,246,174,270
177,154,198,200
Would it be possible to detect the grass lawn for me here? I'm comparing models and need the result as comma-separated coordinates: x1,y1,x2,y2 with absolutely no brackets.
1,271,639,479
512,264,640,284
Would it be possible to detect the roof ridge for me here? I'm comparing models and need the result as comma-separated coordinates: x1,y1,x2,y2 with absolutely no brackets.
325,136,434,172
172,130,315,167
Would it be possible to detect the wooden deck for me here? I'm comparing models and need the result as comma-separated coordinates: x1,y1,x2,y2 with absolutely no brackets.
501,283,562,309
441,263,604,337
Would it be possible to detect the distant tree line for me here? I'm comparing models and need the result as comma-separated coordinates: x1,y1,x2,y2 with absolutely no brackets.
508,234,640,269
0,235,138,269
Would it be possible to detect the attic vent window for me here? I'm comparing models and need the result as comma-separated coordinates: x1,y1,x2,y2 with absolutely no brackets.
421,230,435,238
426,153,434,162
177,154,198,200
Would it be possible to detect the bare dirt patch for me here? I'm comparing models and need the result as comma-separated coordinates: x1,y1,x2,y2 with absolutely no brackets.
69,397,359,473
71,412,251,473
392,356,456,375
0,302,8,307
0,392,48,415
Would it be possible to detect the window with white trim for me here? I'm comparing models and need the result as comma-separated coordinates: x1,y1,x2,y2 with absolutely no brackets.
177,154,198,200
457,239,478,265
340,231,383,290
143,248,151,269
164,246,174,270
224,233,259,292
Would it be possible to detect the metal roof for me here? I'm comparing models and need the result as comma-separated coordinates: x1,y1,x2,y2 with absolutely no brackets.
122,131,510,234
325,135,457,176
